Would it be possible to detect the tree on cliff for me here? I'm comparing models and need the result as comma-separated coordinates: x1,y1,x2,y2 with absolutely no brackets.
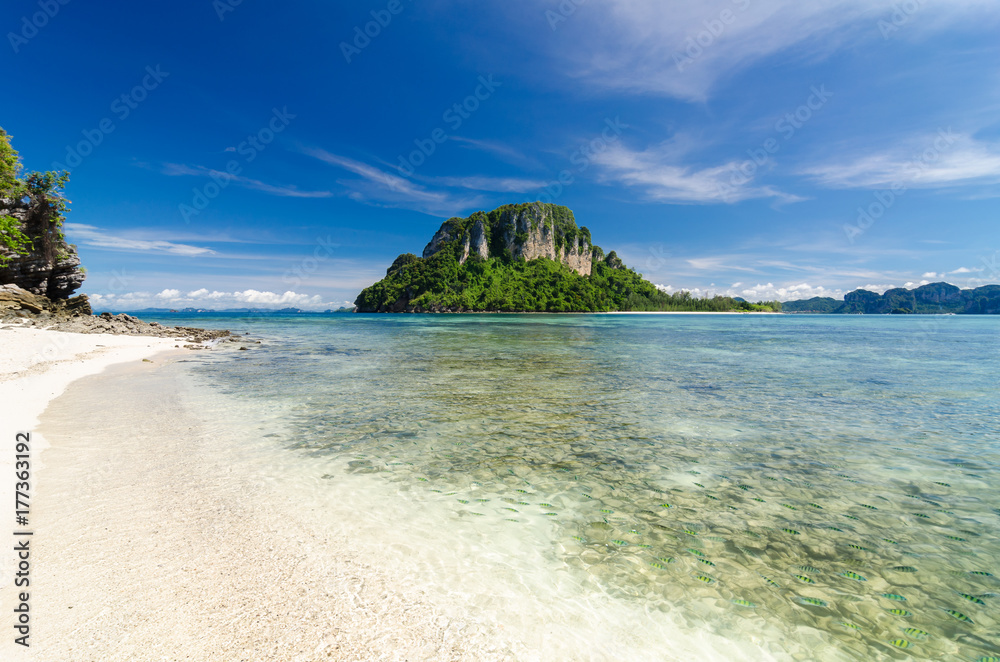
1,128,71,266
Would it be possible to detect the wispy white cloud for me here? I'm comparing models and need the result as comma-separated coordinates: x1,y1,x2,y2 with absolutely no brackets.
804,132,1000,189
304,148,545,215
449,137,544,169
161,163,333,198
684,256,761,273
304,148,484,216
524,0,996,101
427,175,546,193
65,224,217,257
593,141,803,204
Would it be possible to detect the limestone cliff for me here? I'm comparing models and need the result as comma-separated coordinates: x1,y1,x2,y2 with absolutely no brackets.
422,202,595,276
0,199,86,299
0,195,91,319
353,202,668,313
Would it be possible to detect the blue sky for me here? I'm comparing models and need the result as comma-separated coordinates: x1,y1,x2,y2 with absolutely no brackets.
3,0,1000,310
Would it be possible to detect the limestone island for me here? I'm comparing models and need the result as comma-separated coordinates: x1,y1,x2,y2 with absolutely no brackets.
355,202,781,313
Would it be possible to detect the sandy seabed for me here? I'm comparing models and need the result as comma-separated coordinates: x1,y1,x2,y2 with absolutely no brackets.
0,326,519,661
0,324,785,662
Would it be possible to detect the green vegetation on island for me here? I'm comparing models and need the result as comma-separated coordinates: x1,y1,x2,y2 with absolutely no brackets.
355,202,782,313
781,282,1000,315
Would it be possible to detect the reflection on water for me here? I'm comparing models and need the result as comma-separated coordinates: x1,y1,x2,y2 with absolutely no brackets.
178,313,1000,661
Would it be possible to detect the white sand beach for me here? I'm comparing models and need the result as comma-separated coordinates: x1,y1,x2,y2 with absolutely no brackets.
0,325,519,661
0,324,181,568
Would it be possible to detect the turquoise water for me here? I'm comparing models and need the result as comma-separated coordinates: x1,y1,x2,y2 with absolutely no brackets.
151,313,1000,660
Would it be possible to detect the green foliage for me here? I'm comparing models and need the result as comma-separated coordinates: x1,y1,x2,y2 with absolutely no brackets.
356,201,785,313
356,248,783,313
780,297,840,313
788,282,1000,315
0,216,31,263
0,128,70,265
386,252,420,275
1,128,29,264
1,128,22,195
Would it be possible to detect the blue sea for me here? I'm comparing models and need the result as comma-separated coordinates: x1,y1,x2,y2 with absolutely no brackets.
141,312,1000,661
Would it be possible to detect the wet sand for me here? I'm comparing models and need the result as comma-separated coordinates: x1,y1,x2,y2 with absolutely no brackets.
0,345,516,661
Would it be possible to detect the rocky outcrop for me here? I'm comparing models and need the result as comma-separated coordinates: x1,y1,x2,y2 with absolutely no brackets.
1,285,233,341
43,312,233,342
422,202,595,276
422,216,490,264
0,200,86,299
1,283,91,316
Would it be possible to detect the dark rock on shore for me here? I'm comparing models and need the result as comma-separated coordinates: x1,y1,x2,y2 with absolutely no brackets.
0,200,86,299
48,312,232,342
1,284,231,342
1,283,91,315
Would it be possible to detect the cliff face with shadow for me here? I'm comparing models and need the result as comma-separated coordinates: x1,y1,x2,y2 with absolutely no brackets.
1,127,88,315
1,198,91,318
0,199,86,299
421,202,595,277
353,202,694,314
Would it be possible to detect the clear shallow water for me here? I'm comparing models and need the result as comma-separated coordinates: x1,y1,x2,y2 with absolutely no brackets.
151,313,1000,660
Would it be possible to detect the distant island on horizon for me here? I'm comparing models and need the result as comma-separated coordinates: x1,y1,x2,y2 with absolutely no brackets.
782,281,1000,315
92,280,1000,316
354,202,782,314
352,201,1000,315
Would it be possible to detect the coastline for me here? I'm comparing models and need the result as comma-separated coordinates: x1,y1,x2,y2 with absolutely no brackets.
0,326,181,657
0,325,181,456
0,323,776,661
0,330,518,661
0,325,182,614
597,310,781,315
